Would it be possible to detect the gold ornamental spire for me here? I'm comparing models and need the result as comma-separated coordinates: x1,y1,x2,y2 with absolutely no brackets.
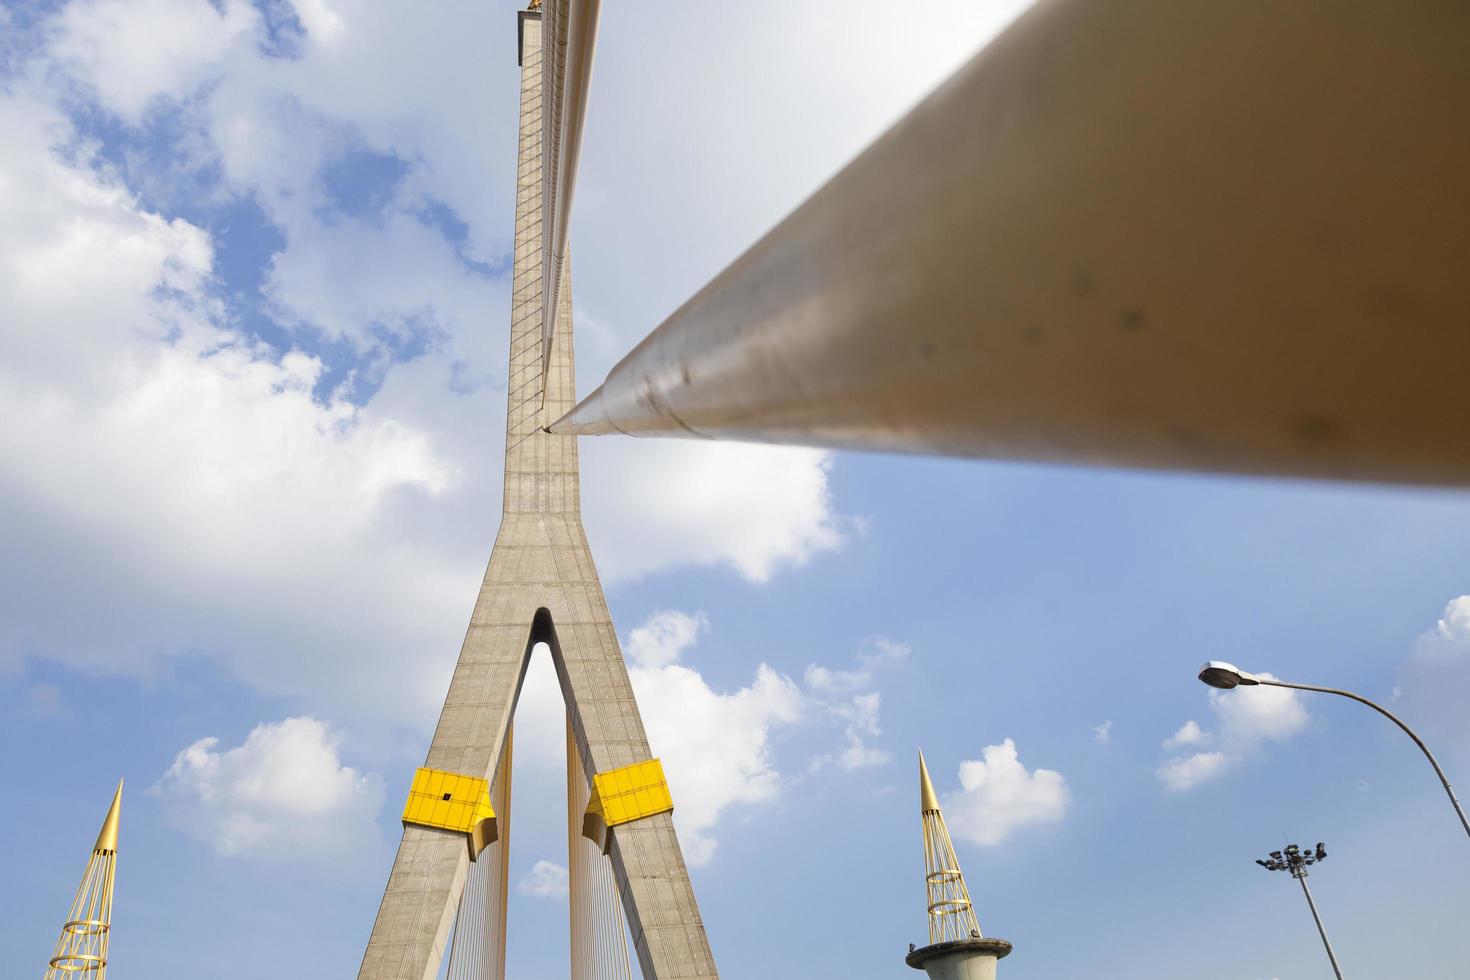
916,751,982,944
45,781,121,978
93,781,122,854
918,751,941,813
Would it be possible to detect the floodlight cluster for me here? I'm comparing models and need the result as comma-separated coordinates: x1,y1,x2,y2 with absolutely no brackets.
1255,842,1327,877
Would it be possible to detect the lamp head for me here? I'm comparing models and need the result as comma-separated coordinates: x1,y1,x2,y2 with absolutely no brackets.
1198,661,1261,689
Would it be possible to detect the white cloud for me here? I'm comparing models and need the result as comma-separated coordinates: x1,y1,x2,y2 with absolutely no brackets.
804,636,909,694
826,691,890,771
516,860,569,899
1091,720,1113,744
583,439,848,585
1396,595,1470,752
50,0,515,261
805,637,908,772
635,627,905,860
1157,675,1309,792
0,81,481,730
293,0,347,44
1213,678,1309,743
154,717,384,862
502,629,803,866
631,651,803,865
626,610,709,669
52,0,256,123
1156,751,1231,792
507,617,904,863
941,740,1070,846
1163,720,1209,750
1409,596,1470,664
0,0,855,736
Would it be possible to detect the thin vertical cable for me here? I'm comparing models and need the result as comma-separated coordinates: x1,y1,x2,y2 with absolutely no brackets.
565,710,634,980
488,724,513,980
568,716,590,980
606,854,634,980
442,885,465,979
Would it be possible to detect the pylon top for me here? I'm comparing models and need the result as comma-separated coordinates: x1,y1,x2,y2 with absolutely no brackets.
93,779,122,854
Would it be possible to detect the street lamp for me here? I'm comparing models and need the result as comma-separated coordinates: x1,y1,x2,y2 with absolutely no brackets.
1256,841,1344,980
1197,661,1470,840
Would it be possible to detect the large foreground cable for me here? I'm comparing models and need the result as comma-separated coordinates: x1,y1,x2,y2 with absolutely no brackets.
555,0,1470,486
541,0,601,387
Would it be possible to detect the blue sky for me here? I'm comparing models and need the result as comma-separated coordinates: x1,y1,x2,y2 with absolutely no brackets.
3,2,1469,978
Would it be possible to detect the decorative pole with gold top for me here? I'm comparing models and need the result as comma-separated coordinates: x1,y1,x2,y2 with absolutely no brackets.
907,753,1011,980
44,780,122,979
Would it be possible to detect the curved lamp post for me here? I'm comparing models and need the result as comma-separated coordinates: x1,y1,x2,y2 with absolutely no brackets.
1198,661,1470,840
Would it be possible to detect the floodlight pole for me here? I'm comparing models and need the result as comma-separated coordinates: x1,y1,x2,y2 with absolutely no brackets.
1257,843,1343,980
1294,871,1343,980
1257,677,1470,841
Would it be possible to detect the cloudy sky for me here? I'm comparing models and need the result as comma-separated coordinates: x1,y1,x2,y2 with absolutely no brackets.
3,1,1469,977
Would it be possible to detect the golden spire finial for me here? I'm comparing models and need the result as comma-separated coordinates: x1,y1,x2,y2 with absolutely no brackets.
916,749,982,943
918,751,940,813
910,753,1014,974
93,779,123,854
46,781,122,978
528,0,541,10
